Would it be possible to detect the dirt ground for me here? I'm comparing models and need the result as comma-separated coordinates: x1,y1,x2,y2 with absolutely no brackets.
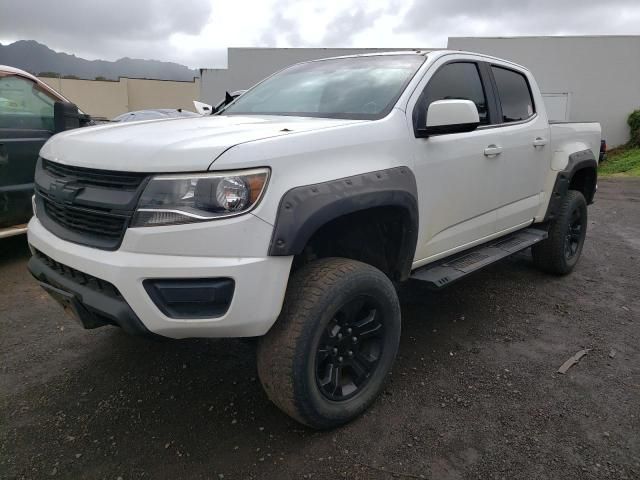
1,178,639,480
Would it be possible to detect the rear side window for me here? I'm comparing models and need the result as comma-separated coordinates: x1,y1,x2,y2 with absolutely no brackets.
491,66,534,123
420,62,489,125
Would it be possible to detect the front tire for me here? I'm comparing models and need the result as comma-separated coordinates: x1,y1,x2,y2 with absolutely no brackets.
257,258,401,429
532,190,588,275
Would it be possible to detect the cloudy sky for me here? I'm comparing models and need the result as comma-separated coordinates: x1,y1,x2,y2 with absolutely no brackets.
1,0,640,68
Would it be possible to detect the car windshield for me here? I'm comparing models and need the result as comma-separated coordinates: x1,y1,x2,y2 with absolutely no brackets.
221,54,425,120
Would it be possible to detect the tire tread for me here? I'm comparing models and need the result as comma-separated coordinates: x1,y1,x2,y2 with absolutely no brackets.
532,190,587,275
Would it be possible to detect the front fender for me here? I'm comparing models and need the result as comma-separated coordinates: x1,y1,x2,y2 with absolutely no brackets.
268,167,419,265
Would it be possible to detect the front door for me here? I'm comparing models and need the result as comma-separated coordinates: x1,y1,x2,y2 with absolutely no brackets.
0,73,57,227
410,60,502,262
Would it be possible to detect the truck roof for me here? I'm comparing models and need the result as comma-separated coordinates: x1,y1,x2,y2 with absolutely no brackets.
0,64,70,103
0,64,41,81
304,49,530,73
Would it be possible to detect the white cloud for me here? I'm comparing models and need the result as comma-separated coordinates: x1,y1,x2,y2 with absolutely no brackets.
2,0,640,68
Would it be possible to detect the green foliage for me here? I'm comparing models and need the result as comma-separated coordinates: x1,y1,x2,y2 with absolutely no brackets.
94,76,108,81
599,147,640,176
62,74,80,79
627,109,640,147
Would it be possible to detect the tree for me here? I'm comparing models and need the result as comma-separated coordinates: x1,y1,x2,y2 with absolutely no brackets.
627,109,640,148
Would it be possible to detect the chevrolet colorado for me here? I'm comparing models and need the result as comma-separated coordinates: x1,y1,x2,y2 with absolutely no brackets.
27,51,601,429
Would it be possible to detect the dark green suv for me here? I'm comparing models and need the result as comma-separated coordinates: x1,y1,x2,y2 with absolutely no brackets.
0,65,87,237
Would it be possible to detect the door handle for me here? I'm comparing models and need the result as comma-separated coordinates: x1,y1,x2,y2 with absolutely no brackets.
533,137,548,147
484,145,503,157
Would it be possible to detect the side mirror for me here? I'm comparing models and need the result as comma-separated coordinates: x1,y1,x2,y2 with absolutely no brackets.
193,100,214,115
54,101,91,133
417,99,480,137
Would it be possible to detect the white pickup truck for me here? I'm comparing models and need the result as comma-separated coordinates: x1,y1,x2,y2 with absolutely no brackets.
27,50,601,429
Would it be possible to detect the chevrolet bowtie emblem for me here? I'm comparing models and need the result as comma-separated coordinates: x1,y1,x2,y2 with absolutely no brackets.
49,180,84,203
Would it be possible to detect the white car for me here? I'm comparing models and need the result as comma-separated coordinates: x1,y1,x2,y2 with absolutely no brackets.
27,51,601,428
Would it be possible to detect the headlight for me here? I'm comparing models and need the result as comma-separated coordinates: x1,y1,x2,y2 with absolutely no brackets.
130,168,269,227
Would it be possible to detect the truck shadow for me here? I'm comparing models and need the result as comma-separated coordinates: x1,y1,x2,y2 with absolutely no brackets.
0,234,31,267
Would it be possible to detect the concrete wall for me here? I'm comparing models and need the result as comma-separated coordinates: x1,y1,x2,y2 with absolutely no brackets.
448,36,640,147
200,48,425,106
38,76,200,120
125,77,200,112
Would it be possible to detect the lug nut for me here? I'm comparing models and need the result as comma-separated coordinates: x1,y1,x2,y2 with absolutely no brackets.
332,348,338,355
352,337,358,343
338,333,343,339
347,328,353,334
347,350,353,357
338,356,344,362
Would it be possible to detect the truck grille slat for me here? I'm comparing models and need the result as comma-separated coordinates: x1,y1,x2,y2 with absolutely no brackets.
42,159,146,190
42,197,127,240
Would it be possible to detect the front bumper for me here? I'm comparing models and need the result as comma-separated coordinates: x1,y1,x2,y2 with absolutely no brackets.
27,217,293,339
28,251,154,336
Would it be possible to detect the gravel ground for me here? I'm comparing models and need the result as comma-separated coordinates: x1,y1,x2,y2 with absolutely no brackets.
1,178,639,480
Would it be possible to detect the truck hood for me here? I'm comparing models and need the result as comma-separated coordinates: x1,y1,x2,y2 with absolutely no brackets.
40,115,364,172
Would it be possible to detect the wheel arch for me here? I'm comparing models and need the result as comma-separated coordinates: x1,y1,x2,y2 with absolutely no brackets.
268,167,419,281
544,149,597,221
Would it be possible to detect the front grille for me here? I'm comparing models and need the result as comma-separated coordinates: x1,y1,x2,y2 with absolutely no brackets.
41,193,127,240
36,158,149,250
42,159,146,190
33,249,122,299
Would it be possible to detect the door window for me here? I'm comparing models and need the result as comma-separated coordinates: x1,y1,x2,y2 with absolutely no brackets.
0,74,58,130
417,62,489,125
491,66,535,123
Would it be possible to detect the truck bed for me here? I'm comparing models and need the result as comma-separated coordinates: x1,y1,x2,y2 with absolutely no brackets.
549,121,602,166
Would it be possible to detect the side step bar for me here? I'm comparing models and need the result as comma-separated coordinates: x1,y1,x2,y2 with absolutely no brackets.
410,228,548,289
0,223,28,239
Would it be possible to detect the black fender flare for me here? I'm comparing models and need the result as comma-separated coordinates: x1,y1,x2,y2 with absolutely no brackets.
544,149,597,221
268,167,419,278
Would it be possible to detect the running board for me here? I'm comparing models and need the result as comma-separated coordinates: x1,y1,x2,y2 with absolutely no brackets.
410,228,548,289
0,223,28,239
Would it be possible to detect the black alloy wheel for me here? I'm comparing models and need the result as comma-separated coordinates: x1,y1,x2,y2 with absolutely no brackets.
315,296,384,401
565,206,585,260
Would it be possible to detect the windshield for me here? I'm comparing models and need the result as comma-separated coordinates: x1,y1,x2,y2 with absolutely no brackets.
222,55,425,120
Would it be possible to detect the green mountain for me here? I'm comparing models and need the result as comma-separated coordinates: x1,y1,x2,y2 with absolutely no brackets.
0,40,198,81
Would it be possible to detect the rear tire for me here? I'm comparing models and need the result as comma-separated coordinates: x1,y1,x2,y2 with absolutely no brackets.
257,258,401,429
532,190,588,275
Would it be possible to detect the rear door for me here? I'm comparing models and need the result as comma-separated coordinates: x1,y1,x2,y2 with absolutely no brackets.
487,65,551,231
0,73,58,227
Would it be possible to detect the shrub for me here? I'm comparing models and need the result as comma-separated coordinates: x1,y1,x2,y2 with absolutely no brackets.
628,109,640,147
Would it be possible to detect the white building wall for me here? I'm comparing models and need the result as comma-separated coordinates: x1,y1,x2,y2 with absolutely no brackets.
200,47,424,106
448,36,640,147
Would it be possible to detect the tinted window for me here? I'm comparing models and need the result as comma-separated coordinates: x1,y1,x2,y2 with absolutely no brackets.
0,74,57,130
421,62,488,125
223,55,425,120
491,66,534,123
